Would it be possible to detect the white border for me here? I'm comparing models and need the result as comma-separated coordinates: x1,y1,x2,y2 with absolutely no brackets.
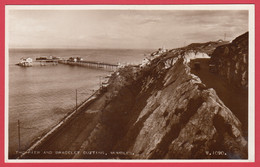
5,4,255,163
248,4,255,163
4,4,257,10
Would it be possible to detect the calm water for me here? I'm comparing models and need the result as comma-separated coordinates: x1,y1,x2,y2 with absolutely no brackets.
8,48,153,156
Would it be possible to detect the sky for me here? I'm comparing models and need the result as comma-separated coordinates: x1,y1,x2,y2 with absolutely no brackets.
8,9,248,49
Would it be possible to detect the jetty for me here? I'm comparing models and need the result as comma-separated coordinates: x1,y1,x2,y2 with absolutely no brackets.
35,60,59,66
58,59,119,70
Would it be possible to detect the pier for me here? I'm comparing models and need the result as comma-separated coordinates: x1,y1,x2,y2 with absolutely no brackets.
35,60,59,66
58,59,119,70
17,56,120,70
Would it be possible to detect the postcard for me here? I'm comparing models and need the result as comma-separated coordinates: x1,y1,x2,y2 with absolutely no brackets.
1,2,256,166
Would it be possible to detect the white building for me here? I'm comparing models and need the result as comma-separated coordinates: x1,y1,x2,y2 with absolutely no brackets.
19,58,33,67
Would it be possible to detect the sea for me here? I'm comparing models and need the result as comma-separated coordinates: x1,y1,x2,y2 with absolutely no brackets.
8,48,154,157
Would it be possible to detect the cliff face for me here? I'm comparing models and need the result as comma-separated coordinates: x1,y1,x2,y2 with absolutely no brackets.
210,32,248,89
75,39,248,159
122,59,246,159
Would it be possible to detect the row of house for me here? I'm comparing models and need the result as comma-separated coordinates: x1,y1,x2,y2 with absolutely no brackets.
140,47,168,67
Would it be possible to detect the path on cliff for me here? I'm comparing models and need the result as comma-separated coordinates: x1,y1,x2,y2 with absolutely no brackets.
190,58,248,138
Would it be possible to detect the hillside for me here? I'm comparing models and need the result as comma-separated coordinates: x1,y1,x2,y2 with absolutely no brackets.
71,34,248,159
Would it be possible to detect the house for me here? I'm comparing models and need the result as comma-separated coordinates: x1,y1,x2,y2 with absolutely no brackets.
158,46,167,54
68,57,83,62
68,57,77,62
19,58,33,67
150,47,168,58
76,57,83,62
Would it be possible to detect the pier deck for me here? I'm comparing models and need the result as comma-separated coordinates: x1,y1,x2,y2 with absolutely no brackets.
58,60,119,70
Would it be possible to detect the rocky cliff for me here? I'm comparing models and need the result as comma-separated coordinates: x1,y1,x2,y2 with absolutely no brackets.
210,32,248,89
73,37,248,159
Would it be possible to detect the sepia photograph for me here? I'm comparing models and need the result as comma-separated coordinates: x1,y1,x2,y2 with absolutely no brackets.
5,4,254,162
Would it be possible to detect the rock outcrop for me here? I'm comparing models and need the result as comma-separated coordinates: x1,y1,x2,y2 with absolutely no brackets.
210,32,248,89
74,37,248,159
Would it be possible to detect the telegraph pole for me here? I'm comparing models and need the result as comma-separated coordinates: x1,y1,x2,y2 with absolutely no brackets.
17,120,20,151
76,89,78,112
